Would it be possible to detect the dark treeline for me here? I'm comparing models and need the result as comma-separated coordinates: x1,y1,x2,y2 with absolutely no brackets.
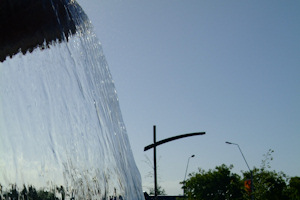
0,184,123,200
0,184,57,200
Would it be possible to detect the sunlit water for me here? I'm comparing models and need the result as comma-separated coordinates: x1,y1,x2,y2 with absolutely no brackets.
0,1,143,199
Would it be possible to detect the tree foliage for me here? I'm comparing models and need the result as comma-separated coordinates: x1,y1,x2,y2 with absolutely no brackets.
286,177,300,200
243,168,288,200
242,149,289,200
183,149,300,200
183,164,243,200
149,185,166,196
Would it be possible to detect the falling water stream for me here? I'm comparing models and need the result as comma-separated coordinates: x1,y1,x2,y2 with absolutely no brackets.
0,0,143,199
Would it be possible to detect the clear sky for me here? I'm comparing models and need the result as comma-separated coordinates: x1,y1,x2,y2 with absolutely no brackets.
77,0,300,195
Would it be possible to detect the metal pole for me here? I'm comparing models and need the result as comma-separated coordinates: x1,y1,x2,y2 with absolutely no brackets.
226,142,254,200
251,170,254,200
236,144,251,172
154,125,158,199
183,155,194,196
237,144,254,200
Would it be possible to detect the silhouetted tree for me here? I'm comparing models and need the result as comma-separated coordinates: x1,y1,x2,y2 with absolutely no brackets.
149,185,166,196
37,190,56,200
9,184,19,200
242,149,289,200
286,177,300,200
183,164,243,200
243,168,288,200
21,185,28,200
28,185,39,200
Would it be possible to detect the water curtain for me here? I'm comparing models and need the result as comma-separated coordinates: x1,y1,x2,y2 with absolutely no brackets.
0,0,143,199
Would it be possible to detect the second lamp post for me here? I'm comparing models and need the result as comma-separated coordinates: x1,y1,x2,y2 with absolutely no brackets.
226,141,254,200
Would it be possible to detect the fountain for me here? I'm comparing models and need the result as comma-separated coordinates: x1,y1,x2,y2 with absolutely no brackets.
0,0,143,199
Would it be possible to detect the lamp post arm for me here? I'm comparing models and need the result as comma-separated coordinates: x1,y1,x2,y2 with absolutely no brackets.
144,132,205,151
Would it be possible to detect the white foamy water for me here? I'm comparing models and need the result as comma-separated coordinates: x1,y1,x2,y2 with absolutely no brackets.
0,1,143,199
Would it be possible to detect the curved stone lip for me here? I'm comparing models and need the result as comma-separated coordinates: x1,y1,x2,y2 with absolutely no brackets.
0,0,78,62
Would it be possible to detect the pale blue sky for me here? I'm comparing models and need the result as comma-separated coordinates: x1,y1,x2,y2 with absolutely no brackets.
77,0,300,195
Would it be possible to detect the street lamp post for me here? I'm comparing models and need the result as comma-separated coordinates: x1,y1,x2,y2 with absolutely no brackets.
226,141,254,200
144,126,205,200
183,154,195,196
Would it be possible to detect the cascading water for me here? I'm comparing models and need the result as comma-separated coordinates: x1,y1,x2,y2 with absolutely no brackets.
0,0,143,199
